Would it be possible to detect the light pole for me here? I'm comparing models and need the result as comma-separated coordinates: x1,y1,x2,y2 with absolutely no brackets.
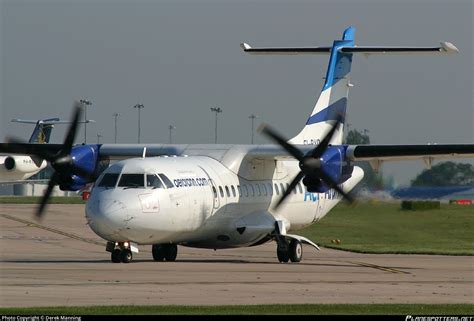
168,125,176,144
112,112,121,143
210,107,222,144
248,114,258,144
133,104,144,143
80,99,92,143
96,133,102,144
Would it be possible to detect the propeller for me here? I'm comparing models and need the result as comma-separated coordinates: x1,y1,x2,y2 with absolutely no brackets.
259,117,355,210
3,102,90,219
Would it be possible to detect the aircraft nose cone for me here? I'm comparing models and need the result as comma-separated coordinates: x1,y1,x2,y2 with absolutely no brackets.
86,198,128,239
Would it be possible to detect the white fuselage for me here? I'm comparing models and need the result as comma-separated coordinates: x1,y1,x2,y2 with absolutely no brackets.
0,155,47,182
85,156,363,249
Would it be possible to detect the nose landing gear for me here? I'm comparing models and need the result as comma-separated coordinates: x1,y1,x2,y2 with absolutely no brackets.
107,241,135,263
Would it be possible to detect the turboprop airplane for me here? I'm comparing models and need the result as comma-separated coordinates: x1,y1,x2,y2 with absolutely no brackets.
0,118,93,183
1,27,473,264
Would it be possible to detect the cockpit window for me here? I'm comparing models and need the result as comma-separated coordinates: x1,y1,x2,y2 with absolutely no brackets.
98,173,119,188
158,174,174,188
147,174,164,189
118,174,144,188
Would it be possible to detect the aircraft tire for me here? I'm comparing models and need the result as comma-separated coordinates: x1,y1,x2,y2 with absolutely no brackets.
120,249,133,263
277,248,290,263
289,239,303,263
111,249,121,263
152,244,165,261
163,244,178,262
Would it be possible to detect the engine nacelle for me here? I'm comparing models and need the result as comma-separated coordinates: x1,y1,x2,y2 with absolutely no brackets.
302,146,353,193
2,155,46,177
59,144,101,191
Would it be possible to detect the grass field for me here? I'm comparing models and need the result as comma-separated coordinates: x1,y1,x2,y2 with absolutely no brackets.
299,201,473,255
1,304,473,315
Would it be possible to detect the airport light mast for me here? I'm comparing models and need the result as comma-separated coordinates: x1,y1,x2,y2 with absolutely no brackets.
248,114,258,144
168,125,176,144
79,99,92,144
210,107,222,144
133,104,145,143
113,112,121,143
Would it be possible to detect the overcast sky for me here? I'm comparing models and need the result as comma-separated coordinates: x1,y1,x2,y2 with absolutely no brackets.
1,0,472,185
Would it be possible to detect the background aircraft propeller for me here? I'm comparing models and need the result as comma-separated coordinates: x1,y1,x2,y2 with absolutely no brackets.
259,117,355,210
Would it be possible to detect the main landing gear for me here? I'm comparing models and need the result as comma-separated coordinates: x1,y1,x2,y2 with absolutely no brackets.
276,237,303,263
152,244,178,262
107,241,134,263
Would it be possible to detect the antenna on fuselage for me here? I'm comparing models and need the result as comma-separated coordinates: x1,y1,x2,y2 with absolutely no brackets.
142,147,147,159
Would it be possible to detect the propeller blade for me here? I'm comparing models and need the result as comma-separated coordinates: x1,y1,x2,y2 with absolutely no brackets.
62,102,82,153
36,173,59,219
0,142,60,161
317,169,355,204
274,171,305,210
259,123,304,161
311,115,343,158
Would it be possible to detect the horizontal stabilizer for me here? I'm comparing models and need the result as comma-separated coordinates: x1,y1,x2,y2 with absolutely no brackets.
240,43,331,55
241,42,458,55
12,119,95,124
340,42,459,55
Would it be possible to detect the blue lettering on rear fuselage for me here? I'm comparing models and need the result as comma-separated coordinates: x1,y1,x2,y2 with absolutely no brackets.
304,187,342,202
173,177,209,188
304,192,319,202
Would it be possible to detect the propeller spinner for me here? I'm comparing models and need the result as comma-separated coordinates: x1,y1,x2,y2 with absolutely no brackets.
259,117,355,210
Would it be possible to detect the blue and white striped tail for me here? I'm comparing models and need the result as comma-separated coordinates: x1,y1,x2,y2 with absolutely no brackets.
241,26,458,146
289,27,355,146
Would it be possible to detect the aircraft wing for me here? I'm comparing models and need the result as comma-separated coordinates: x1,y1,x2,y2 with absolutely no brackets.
345,144,474,161
0,143,473,167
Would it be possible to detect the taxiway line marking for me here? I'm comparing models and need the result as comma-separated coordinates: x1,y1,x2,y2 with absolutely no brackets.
0,213,105,247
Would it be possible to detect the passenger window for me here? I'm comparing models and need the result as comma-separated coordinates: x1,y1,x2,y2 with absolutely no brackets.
237,185,242,197
250,184,255,196
274,183,279,195
118,174,144,188
256,184,261,196
158,174,174,188
147,174,164,189
225,186,230,197
262,184,267,196
267,183,273,195
219,186,224,198
243,185,249,197
280,183,285,194
98,173,119,188
297,183,303,194
212,186,217,198
231,185,236,197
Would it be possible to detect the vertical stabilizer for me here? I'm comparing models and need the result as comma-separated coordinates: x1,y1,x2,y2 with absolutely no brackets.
289,27,355,145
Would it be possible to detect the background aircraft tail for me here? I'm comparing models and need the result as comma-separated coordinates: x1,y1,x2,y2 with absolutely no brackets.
28,118,59,143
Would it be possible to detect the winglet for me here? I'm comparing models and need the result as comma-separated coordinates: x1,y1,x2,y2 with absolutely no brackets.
440,42,459,54
240,42,251,51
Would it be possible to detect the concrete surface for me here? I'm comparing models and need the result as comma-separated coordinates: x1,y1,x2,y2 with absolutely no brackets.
0,204,472,307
